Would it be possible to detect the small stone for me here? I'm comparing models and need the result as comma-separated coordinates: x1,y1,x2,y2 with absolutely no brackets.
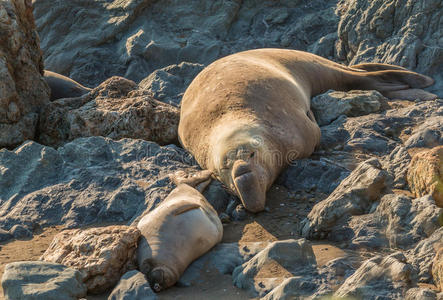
219,212,231,224
108,270,157,300
10,224,32,239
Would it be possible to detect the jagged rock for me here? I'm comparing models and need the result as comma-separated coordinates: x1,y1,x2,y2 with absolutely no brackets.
0,0,50,148
405,287,438,300
382,145,411,189
301,158,387,239
40,225,140,294
138,62,204,107
311,90,383,126
9,223,32,239
407,227,443,283
405,117,443,150
407,146,443,207
108,270,157,300
33,0,339,86
276,157,350,196
334,252,413,299
433,247,443,291
336,0,443,97
1,261,87,300
38,76,179,148
232,239,317,297
0,136,198,236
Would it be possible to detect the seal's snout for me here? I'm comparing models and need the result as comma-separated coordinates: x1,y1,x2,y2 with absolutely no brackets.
232,160,266,213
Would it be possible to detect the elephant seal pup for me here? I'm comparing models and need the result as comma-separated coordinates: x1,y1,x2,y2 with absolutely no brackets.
178,48,435,213
44,70,91,101
136,184,223,292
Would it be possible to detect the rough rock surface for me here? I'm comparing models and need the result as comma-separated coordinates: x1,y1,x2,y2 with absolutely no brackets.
0,0,50,148
334,252,413,299
1,261,87,300
108,270,157,300
33,0,339,87
301,158,387,239
138,62,204,107
434,247,443,291
38,76,179,148
40,225,140,294
0,136,198,234
311,90,383,126
336,0,443,96
407,146,443,207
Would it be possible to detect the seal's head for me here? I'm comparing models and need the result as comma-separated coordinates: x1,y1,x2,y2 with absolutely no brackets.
208,120,280,213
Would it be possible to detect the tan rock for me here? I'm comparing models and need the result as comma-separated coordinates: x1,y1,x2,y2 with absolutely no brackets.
433,247,443,291
407,146,443,207
40,225,140,294
38,76,179,147
0,0,50,148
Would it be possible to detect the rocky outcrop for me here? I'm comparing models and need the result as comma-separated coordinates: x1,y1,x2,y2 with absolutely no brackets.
433,247,443,291
38,76,179,148
1,261,87,300
311,90,383,126
33,0,339,87
0,0,50,148
40,225,140,294
0,136,199,234
108,270,157,300
407,146,443,207
336,0,443,97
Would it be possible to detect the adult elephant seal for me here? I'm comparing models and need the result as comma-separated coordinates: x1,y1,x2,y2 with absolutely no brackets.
44,70,91,101
136,184,223,292
178,48,435,213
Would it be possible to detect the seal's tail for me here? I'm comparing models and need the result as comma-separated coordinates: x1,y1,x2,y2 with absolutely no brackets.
347,63,436,100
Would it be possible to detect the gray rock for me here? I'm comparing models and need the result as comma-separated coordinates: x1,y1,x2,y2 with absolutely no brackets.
336,0,443,97
406,287,438,300
233,239,317,297
334,252,413,299
33,0,339,87
405,117,443,149
0,136,198,234
407,227,443,283
301,158,387,239
0,228,12,242
1,261,87,300
311,90,383,126
138,62,204,107
108,270,157,300
382,145,411,189
10,224,32,239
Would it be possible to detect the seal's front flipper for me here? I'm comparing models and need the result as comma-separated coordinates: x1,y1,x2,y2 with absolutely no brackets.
172,203,201,216
169,170,212,191
382,88,437,101
350,63,408,72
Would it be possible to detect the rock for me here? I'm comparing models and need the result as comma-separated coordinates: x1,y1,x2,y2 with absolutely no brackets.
406,287,438,300
336,0,443,97
407,227,443,283
139,62,204,107
0,136,198,233
382,145,411,189
276,156,350,196
9,224,32,239
301,158,387,239
38,76,180,148
0,0,50,148
433,247,443,291
40,225,140,294
405,117,443,149
334,252,413,299
0,228,12,242
407,146,443,207
1,261,87,300
232,239,317,297
33,0,339,87
108,270,157,300
311,90,383,126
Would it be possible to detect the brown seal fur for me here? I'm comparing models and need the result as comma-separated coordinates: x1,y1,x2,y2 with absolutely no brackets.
178,48,435,212
44,70,91,101
136,184,223,292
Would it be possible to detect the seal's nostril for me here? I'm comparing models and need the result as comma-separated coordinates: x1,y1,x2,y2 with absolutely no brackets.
153,283,161,292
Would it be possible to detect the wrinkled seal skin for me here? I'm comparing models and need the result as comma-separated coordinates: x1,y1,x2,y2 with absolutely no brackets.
44,70,91,101
178,48,435,213
136,184,223,292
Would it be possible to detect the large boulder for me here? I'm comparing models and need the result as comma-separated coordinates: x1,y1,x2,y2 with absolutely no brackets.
336,0,443,97
38,76,180,148
0,0,50,148
33,0,339,87
1,261,87,300
40,225,140,294
407,146,443,207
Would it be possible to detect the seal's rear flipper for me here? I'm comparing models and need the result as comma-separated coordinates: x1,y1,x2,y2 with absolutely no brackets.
350,63,408,72
382,89,437,101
